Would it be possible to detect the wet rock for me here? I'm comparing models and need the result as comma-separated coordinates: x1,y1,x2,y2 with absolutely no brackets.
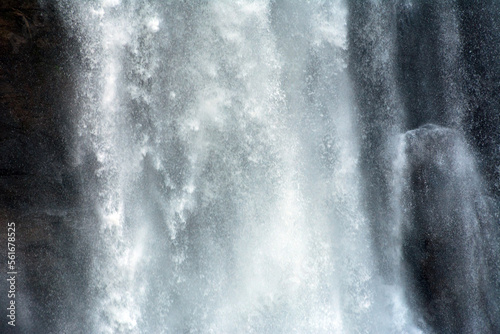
0,1,89,333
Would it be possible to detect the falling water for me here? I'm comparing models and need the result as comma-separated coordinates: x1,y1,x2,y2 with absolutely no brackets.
42,0,500,333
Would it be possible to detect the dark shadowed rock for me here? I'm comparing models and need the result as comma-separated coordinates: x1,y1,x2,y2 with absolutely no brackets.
402,124,500,334
0,1,90,333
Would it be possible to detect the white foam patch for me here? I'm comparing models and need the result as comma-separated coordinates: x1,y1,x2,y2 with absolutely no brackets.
147,17,160,32
102,0,121,8
312,5,348,49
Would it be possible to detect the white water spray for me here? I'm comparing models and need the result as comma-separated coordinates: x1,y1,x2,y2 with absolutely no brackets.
58,1,423,333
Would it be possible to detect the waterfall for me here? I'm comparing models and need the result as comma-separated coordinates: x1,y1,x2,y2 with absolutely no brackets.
28,0,500,333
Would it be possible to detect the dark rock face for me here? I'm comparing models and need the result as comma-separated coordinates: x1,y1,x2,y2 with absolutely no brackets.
458,0,500,198
0,1,89,333
0,1,75,209
348,2,500,333
403,125,500,333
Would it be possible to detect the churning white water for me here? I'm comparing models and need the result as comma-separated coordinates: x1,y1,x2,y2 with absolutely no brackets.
52,0,500,333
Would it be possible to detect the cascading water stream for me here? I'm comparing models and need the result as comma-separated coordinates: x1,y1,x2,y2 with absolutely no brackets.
41,0,500,333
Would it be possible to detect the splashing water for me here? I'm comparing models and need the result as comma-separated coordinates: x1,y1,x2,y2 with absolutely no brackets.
51,1,499,333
